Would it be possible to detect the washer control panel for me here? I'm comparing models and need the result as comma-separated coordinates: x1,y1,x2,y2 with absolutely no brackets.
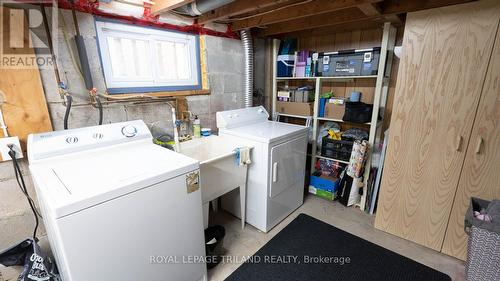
28,120,152,162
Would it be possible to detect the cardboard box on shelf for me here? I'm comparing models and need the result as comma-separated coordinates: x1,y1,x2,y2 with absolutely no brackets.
324,103,345,120
276,101,313,116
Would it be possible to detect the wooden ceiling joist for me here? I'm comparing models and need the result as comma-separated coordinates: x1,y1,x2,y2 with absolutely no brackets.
357,3,382,16
254,0,476,37
151,0,194,15
276,18,386,39
257,7,370,36
231,0,383,31
380,0,477,14
197,0,294,24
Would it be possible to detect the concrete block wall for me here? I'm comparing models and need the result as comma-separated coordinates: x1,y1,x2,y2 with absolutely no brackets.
0,9,244,250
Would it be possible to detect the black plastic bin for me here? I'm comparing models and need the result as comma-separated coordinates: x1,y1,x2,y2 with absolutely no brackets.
204,225,225,269
343,102,373,124
321,137,353,162
464,197,500,281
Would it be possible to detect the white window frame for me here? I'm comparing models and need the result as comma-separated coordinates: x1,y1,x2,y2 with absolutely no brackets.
95,20,201,93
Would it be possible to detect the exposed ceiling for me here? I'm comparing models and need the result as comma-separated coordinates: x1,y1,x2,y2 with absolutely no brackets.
151,0,478,37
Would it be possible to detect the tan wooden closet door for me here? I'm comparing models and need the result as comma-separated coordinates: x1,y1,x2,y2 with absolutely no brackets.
441,21,500,260
374,0,500,251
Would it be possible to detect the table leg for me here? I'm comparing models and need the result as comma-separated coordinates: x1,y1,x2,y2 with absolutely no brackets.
239,184,246,229
211,199,218,212
203,202,209,229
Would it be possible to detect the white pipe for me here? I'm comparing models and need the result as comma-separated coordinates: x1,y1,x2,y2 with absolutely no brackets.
175,0,235,16
172,108,180,152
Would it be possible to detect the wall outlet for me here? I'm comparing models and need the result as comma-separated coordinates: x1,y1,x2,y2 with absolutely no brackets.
0,136,23,162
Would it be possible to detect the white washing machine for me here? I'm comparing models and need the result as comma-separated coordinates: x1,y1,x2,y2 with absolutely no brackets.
28,120,207,281
216,106,308,232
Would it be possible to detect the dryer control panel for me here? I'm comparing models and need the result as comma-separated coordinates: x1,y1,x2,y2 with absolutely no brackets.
28,120,152,163
216,106,269,129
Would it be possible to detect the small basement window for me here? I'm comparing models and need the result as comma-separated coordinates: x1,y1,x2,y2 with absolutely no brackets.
95,20,201,93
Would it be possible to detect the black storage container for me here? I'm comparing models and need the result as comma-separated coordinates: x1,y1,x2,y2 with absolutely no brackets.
343,102,373,124
204,225,225,269
321,137,354,162
317,47,380,77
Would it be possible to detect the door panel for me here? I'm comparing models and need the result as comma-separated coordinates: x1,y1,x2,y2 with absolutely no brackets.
374,1,500,250
442,24,500,260
269,136,307,198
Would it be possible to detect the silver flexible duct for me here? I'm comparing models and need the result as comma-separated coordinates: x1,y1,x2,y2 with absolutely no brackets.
240,29,253,108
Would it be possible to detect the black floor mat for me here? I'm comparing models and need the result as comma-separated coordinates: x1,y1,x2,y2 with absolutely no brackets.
225,213,451,281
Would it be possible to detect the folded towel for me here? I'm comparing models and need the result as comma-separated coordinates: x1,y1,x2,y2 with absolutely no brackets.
234,147,252,166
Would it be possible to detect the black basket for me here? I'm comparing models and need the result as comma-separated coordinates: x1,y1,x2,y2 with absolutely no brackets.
343,102,373,123
321,137,353,162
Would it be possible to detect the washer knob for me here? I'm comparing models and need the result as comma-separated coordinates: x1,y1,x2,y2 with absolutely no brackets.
121,125,138,138
65,136,78,144
93,133,104,139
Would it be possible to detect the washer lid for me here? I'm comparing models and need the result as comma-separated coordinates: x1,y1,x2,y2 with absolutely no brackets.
220,121,308,143
31,143,198,218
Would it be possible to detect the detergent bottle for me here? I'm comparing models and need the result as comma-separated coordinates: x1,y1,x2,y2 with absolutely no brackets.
193,115,201,138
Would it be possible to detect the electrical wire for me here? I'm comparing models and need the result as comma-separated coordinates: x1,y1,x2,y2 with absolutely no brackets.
64,95,73,130
95,95,103,125
8,145,41,241
11,165,43,219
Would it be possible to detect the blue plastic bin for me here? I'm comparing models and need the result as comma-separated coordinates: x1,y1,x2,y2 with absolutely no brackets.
277,55,295,77
310,175,339,193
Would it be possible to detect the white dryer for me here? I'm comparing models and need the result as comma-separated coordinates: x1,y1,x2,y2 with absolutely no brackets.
216,106,308,232
28,120,206,281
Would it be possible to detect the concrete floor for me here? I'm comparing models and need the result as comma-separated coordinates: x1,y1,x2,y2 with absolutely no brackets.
207,194,466,281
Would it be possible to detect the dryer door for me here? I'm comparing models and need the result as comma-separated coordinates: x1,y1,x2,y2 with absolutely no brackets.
269,135,307,198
